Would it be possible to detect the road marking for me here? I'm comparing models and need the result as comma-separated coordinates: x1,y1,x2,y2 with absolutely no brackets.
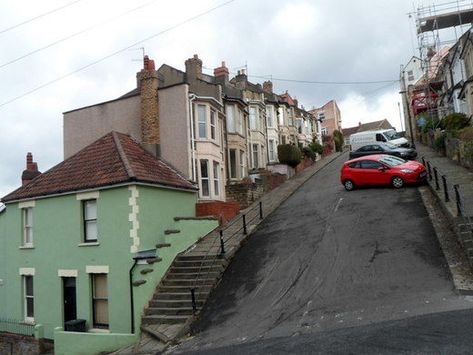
334,198,343,212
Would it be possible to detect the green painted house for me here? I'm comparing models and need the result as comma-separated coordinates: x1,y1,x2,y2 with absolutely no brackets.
0,132,217,354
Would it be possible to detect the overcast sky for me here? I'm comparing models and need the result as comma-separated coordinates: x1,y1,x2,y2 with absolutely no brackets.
0,0,431,197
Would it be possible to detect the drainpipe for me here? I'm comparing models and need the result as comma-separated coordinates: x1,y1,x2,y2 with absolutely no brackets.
189,93,197,182
129,259,138,334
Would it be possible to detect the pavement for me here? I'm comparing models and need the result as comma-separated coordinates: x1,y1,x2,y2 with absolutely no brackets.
415,142,473,218
415,142,473,294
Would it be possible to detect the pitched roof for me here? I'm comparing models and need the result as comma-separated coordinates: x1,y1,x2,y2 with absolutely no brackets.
2,132,196,202
342,119,394,137
279,92,295,106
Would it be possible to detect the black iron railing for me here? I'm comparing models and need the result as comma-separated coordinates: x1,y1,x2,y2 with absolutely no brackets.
189,201,263,313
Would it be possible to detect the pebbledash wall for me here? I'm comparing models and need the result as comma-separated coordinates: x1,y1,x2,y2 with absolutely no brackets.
0,184,217,355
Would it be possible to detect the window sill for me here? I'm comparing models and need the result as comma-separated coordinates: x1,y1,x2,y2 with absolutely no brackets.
21,319,35,325
89,328,110,333
78,242,100,247
19,245,34,249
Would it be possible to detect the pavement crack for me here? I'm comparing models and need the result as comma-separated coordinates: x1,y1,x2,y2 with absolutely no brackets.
369,240,388,263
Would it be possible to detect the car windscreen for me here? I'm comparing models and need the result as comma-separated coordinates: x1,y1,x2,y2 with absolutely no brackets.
379,155,406,166
381,142,397,149
384,130,401,140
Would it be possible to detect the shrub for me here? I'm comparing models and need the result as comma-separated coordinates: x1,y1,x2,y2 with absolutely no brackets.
277,144,301,168
440,113,471,131
302,146,315,160
459,126,473,141
309,141,323,155
333,129,344,152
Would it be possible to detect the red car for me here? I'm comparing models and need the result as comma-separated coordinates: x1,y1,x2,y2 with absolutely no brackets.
340,154,427,191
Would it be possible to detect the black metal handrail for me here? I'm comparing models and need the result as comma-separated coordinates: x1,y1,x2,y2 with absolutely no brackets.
189,201,263,313
420,156,471,219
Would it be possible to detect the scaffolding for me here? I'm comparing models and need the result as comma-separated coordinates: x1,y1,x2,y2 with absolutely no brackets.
408,0,473,124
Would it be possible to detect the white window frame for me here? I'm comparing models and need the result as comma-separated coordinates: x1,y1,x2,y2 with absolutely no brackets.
213,161,220,197
22,207,33,247
249,106,257,130
200,159,210,197
240,150,245,178
252,144,259,169
266,105,274,128
237,109,244,135
83,199,98,242
321,127,328,136
210,109,217,140
229,149,237,179
23,275,34,323
226,105,235,133
318,112,325,121
197,104,207,139
269,140,275,161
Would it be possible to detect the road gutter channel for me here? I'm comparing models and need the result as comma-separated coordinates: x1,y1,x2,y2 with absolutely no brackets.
418,185,473,295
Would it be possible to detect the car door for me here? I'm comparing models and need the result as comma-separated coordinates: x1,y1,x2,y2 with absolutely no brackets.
359,159,389,185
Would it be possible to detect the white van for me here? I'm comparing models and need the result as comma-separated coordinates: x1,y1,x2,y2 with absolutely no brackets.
349,129,410,151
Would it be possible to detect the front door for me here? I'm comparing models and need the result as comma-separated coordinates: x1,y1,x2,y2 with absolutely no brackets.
63,277,77,323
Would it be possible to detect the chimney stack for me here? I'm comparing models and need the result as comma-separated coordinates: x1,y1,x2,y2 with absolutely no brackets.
137,55,160,157
262,80,273,93
213,61,229,83
185,54,203,81
22,153,41,186
293,98,298,108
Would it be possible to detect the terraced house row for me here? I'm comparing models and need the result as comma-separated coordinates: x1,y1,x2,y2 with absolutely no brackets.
63,54,327,217
0,54,338,355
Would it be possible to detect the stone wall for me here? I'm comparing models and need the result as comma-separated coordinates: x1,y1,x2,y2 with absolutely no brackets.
0,333,46,355
446,137,473,169
295,158,314,174
225,180,264,210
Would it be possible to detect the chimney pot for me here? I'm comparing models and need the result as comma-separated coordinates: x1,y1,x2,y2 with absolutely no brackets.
22,153,41,186
185,54,203,80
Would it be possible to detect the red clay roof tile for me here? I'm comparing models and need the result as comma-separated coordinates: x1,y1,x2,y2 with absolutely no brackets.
2,132,196,202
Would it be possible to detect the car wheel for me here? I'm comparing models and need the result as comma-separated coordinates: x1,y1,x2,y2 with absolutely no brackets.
344,179,355,191
392,176,404,189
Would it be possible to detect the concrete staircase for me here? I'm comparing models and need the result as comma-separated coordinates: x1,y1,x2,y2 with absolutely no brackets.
140,254,227,337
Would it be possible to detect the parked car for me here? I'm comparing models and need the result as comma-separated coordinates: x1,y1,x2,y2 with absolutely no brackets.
349,129,410,150
349,142,417,160
340,154,427,191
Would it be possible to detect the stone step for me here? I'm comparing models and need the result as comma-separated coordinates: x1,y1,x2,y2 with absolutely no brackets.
156,243,171,249
165,272,221,280
158,285,213,293
173,259,226,268
152,291,209,300
177,254,223,261
145,307,195,316
149,299,204,308
169,265,223,274
162,278,216,287
165,229,181,235
141,315,189,325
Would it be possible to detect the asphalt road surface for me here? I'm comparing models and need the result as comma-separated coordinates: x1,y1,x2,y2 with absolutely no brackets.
171,153,473,354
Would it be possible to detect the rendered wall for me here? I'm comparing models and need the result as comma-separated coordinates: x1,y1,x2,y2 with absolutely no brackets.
0,184,217,348
63,95,141,159
159,84,191,179
54,329,136,355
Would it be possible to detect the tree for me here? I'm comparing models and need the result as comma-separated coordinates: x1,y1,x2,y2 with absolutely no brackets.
333,129,344,152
